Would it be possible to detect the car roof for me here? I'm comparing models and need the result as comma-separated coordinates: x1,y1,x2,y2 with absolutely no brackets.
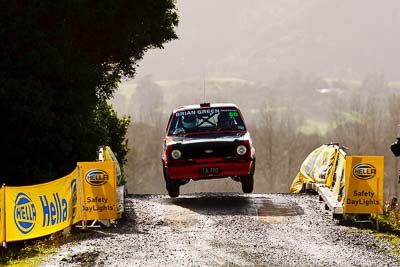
172,103,239,113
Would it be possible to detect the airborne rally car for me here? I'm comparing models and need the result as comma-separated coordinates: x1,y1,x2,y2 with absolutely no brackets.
161,103,255,197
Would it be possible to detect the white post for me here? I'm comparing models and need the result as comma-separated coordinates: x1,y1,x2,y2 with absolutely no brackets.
98,147,104,162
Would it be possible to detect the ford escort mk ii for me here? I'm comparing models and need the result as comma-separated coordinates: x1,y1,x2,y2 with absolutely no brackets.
161,103,255,197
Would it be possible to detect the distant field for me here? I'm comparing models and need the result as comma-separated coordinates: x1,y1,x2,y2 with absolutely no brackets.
299,119,330,136
389,81,400,88
116,77,255,99
117,83,137,98
117,77,400,99
114,77,400,136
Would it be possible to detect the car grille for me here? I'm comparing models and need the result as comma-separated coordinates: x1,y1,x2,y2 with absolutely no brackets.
172,142,243,160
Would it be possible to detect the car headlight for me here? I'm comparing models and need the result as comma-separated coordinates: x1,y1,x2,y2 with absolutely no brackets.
237,145,247,156
171,149,182,160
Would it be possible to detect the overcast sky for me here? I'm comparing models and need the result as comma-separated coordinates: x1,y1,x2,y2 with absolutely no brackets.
133,0,400,82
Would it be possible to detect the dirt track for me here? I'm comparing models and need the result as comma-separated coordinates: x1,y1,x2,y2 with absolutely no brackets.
40,193,400,266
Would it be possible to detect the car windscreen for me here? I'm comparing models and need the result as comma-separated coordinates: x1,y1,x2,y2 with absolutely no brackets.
168,107,246,135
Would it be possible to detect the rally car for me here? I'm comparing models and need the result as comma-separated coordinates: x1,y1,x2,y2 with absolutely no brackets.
161,103,255,197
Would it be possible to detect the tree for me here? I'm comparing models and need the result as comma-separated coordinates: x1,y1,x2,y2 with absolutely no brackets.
253,97,321,192
125,121,165,194
129,75,164,125
0,1,178,185
94,98,131,178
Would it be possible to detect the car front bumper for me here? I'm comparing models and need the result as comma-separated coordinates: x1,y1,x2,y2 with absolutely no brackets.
165,157,254,180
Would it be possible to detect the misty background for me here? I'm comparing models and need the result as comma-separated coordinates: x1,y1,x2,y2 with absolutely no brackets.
109,1,400,197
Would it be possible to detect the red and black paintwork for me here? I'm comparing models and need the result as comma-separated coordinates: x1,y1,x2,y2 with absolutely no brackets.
161,103,255,197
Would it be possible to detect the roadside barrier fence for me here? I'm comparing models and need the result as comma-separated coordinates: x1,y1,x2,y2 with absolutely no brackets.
0,161,119,247
290,143,384,218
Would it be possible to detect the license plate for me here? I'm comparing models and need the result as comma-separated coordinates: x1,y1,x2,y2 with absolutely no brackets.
200,167,220,175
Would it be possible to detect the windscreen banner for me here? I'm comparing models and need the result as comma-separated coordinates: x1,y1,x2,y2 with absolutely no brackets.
78,161,117,221
5,169,81,242
344,156,384,214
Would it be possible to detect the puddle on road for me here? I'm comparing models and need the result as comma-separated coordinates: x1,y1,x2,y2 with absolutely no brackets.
254,197,303,216
254,197,304,223
162,194,304,223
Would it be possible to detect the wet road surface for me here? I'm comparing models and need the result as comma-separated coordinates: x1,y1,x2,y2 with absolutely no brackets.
40,193,400,266
164,194,304,216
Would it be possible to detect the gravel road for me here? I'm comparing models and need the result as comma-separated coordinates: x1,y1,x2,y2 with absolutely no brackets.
40,193,400,266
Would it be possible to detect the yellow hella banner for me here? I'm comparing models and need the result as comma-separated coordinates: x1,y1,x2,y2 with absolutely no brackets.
78,161,117,220
5,169,81,242
344,156,384,214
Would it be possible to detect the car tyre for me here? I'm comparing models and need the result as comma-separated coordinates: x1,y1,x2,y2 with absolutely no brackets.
241,160,255,193
241,174,254,193
163,167,180,198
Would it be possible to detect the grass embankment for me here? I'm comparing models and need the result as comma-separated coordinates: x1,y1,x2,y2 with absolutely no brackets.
0,229,97,266
342,200,400,256
0,233,62,266
373,201,400,255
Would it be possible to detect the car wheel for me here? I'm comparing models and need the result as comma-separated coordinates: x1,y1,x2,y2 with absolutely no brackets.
241,160,255,193
163,168,180,198
241,174,254,193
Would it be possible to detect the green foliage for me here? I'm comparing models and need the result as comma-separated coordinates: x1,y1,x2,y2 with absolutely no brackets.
0,1,178,185
341,201,400,235
375,200,400,234
349,224,400,256
94,98,131,177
